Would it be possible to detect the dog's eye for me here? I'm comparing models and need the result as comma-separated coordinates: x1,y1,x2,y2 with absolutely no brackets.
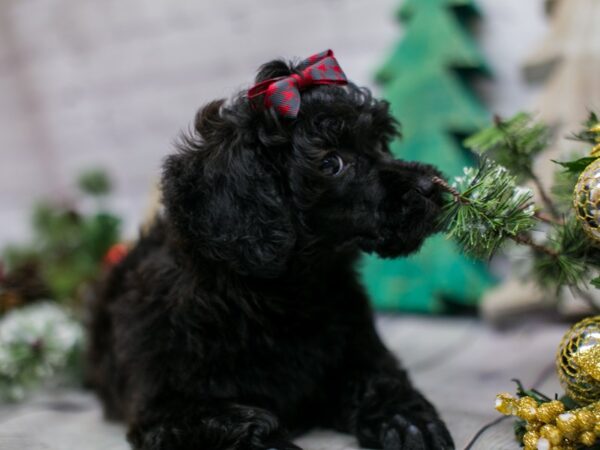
320,153,345,176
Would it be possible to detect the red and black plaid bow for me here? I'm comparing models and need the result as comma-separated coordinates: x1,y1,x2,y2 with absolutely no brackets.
247,49,348,119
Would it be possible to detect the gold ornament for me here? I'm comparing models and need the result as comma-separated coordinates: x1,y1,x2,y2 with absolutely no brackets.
574,123,600,237
556,316,600,404
574,159,600,243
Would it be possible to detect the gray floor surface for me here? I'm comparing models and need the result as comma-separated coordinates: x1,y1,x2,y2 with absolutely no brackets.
0,316,568,450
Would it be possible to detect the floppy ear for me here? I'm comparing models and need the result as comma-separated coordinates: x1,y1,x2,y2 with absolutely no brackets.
161,99,296,278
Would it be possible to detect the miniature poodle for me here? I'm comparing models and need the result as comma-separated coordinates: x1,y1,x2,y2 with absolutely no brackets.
87,50,454,450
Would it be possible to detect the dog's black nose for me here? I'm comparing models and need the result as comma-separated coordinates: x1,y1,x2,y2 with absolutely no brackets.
414,177,436,197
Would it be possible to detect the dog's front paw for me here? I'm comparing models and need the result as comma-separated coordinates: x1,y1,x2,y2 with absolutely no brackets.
379,414,454,450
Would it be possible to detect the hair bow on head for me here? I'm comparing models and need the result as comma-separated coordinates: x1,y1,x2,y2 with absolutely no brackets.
247,49,348,119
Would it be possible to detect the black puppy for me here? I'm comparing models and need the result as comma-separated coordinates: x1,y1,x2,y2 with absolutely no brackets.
88,51,453,450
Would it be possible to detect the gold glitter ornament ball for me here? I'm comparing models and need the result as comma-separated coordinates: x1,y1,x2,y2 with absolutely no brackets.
574,158,600,243
557,316,600,404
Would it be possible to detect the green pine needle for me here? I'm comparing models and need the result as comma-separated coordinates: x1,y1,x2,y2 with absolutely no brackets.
439,160,536,259
444,111,600,301
551,165,582,213
568,111,600,145
464,112,551,182
534,217,600,288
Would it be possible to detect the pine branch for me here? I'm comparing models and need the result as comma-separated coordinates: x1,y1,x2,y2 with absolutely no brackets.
465,113,559,218
450,112,600,294
534,211,562,226
432,176,460,199
434,174,557,258
567,112,600,145
517,202,562,225
510,233,559,258
495,116,559,219
525,167,560,220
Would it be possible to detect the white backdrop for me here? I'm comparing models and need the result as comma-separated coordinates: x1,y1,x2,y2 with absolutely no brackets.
0,0,547,247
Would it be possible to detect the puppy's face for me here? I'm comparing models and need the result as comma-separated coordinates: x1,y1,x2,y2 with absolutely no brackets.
286,85,444,258
162,60,445,277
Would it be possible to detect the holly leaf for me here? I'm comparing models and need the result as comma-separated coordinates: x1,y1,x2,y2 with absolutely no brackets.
552,157,598,173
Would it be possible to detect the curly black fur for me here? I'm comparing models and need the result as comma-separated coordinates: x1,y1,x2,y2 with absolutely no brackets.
87,56,454,450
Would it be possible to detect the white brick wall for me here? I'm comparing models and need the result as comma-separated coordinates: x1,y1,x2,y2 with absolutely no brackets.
0,0,546,246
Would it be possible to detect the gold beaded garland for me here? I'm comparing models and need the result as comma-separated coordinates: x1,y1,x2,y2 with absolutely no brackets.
522,430,539,449
537,400,565,423
494,316,600,448
580,430,597,446
517,396,539,422
556,412,579,439
556,316,600,404
575,409,596,429
540,424,562,445
495,396,600,448
495,392,517,415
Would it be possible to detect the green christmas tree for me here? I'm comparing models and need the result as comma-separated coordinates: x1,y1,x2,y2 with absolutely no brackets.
360,0,494,313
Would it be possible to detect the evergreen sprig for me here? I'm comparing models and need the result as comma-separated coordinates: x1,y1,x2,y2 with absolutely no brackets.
464,113,551,181
443,112,600,307
437,160,537,259
464,113,558,218
551,162,586,214
533,217,600,293
568,112,600,145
